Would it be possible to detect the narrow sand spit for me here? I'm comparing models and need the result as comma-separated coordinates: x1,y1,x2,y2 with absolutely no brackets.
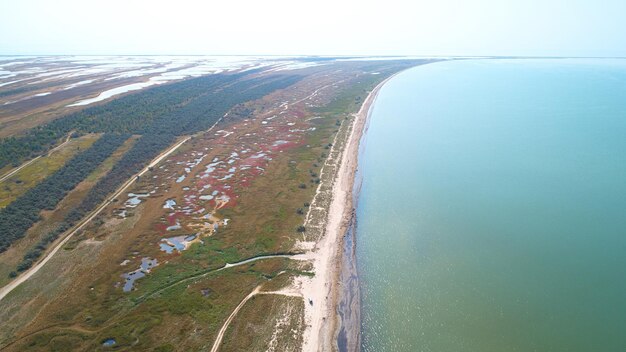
299,75,395,352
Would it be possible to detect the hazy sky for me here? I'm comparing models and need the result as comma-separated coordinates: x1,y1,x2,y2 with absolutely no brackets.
2,0,626,56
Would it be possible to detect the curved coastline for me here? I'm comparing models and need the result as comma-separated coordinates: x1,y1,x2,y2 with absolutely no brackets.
333,68,417,352
300,62,441,352
346,58,626,351
299,69,396,352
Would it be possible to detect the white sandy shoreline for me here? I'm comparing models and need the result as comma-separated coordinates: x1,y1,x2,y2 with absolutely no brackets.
299,72,398,352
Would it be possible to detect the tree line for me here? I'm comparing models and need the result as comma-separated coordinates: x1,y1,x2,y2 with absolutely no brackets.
74,74,303,215
5,71,302,274
0,71,252,168
0,133,129,254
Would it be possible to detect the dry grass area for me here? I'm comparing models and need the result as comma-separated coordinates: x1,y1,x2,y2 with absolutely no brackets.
221,294,305,352
0,60,418,351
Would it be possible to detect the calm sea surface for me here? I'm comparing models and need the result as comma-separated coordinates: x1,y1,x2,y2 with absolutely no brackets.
357,59,626,351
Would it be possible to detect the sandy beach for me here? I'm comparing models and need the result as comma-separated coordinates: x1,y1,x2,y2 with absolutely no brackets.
299,74,394,352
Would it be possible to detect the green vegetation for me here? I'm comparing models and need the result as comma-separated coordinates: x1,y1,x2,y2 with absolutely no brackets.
0,134,99,207
0,72,302,267
0,62,419,351
0,71,300,169
0,136,137,286
74,74,302,220
0,134,128,254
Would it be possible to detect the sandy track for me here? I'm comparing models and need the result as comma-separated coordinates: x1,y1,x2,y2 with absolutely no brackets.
0,107,237,300
0,136,190,302
210,286,261,352
0,133,72,183
141,254,297,301
210,285,303,352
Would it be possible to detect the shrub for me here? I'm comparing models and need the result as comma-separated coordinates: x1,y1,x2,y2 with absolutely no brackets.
16,260,33,272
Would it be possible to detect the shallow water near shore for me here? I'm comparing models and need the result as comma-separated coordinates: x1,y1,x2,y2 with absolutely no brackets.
356,59,626,351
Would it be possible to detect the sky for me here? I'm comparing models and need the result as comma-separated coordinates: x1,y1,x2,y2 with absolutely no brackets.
1,0,626,57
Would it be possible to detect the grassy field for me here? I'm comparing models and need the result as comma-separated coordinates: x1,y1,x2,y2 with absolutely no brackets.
0,134,100,208
2,259,298,351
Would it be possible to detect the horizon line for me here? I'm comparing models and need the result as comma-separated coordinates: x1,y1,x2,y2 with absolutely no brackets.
1,54,626,60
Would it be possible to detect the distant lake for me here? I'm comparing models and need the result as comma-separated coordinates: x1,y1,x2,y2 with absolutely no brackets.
356,59,626,351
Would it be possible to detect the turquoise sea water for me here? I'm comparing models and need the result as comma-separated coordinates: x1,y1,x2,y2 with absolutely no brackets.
357,59,626,351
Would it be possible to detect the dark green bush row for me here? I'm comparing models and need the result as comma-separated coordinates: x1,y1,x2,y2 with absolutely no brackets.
8,72,302,272
0,72,248,168
0,134,129,253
